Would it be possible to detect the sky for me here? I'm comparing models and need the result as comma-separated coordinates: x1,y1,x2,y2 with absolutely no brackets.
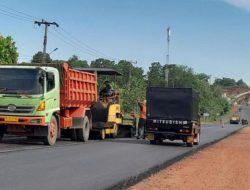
0,0,250,84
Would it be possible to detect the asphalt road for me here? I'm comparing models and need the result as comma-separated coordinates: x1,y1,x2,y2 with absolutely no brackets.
0,107,248,190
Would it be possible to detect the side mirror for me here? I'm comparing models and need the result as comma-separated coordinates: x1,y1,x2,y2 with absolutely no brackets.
46,72,54,81
39,76,44,83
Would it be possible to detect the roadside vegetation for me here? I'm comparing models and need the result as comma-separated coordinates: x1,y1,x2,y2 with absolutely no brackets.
0,35,18,64
1,34,248,119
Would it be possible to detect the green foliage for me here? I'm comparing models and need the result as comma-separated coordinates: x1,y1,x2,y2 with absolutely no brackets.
90,58,116,68
236,79,248,88
116,60,146,113
88,59,146,113
86,59,230,117
0,35,18,64
68,55,89,68
147,62,165,86
214,77,248,88
90,58,116,92
19,52,232,117
31,51,52,63
52,60,66,64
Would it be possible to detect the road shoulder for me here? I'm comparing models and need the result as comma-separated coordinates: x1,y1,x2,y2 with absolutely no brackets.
129,126,250,190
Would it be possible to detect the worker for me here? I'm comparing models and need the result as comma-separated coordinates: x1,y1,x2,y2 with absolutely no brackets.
137,100,146,139
99,80,113,97
220,118,224,128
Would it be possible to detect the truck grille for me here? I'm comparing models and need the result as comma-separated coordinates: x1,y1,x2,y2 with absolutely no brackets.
0,105,35,114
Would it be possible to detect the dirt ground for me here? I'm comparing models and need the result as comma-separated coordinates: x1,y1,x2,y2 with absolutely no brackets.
129,126,250,190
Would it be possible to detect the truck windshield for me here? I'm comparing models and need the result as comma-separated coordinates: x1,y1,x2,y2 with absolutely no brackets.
0,68,44,95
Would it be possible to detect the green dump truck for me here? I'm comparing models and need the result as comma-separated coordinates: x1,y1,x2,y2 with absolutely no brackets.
0,63,97,145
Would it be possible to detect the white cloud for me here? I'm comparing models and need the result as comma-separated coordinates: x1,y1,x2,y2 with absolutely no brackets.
223,0,250,11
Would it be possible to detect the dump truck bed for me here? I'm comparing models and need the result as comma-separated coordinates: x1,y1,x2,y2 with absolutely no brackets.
60,64,97,108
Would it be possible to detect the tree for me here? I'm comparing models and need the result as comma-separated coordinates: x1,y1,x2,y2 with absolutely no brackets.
52,59,66,64
116,60,144,87
116,60,146,112
31,51,52,63
68,55,88,68
90,58,115,68
196,73,210,82
90,58,116,92
214,77,236,87
214,77,248,88
236,79,248,88
147,62,165,86
0,35,18,64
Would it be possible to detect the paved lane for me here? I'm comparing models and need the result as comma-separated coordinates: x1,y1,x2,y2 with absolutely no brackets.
0,122,244,190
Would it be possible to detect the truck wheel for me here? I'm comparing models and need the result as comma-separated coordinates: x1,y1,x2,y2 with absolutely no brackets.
44,116,58,146
76,116,90,142
100,129,106,140
110,124,118,138
194,133,200,145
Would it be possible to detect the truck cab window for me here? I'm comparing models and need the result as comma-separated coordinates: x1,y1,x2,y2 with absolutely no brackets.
46,72,55,92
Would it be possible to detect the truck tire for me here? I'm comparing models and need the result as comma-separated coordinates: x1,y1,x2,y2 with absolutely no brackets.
194,132,200,145
76,116,90,142
44,115,58,146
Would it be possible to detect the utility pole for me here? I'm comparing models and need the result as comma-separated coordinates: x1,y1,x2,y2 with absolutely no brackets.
166,27,171,65
165,27,171,87
34,19,59,63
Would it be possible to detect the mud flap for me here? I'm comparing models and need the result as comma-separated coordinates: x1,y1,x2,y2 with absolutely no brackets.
34,126,48,136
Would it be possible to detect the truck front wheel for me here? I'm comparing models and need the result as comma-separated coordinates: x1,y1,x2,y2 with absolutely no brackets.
44,116,58,146
76,116,90,142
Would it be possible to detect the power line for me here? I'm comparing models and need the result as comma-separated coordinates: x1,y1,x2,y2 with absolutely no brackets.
49,30,102,58
53,27,105,58
55,27,118,61
0,8,33,21
0,9,33,23
59,27,117,60
0,2,120,62
0,3,39,20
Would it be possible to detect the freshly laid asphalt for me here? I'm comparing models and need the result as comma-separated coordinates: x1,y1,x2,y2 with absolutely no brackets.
0,106,248,190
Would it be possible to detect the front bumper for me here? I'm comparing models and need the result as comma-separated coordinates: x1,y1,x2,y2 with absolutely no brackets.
0,115,46,126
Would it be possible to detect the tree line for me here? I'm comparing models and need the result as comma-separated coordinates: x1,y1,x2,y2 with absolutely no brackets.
1,34,248,118
29,52,231,118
